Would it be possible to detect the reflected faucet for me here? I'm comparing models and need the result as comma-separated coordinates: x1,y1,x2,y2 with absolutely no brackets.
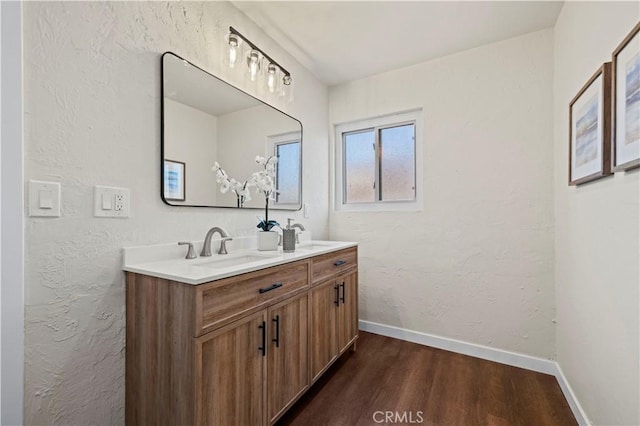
291,222,306,244
201,227,233,256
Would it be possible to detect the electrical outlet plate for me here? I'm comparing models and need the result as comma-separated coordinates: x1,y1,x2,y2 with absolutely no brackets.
94,185,130,218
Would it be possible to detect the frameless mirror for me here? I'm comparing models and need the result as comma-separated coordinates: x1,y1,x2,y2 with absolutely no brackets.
161,52,302,210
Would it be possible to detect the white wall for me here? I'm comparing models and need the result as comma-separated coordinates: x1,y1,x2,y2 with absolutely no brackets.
329,29,556,359
22,2,328,424
163,98,218,206
1,1,24,424
553,3,639,425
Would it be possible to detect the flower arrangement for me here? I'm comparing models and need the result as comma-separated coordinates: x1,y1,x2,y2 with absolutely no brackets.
212,162,252,207
212,155,279,231
252,155,279,231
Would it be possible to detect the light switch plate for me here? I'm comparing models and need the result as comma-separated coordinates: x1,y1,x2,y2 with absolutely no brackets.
29,180,61,217
303,203,311,218
94,185,131,218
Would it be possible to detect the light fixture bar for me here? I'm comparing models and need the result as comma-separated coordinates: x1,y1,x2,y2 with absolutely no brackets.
229,26,291,81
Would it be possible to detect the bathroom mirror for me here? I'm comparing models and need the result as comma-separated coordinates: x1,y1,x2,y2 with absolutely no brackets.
161,52,302,209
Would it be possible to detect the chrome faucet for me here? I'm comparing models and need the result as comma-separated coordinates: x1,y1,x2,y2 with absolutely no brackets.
201,227,233,256
178,241,198,259
290,221,306,244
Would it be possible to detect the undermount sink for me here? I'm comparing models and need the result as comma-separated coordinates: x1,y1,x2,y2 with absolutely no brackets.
195,254,274,269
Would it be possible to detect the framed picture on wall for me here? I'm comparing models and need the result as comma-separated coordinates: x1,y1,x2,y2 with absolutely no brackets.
163,159,185,201
612,22,640,171
569,63,612,185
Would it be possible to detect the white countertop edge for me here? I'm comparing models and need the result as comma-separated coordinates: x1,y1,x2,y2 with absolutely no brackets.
123,240,358,285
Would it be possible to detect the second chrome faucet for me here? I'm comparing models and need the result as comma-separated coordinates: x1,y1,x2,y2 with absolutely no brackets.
201,227,232,256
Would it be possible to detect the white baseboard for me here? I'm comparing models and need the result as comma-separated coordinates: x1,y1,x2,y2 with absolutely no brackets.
359,320,557,374
552,363,591,425
359,320,590,425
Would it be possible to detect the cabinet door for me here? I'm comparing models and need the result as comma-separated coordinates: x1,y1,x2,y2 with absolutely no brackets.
337,271,358,353
196,311,266,426
267,293,309,423
310,280,339,381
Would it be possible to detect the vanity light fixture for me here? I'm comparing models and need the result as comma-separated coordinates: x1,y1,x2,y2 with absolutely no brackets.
226,33,240,68
247,49,261,81
267,63,278,93
226,26,293,98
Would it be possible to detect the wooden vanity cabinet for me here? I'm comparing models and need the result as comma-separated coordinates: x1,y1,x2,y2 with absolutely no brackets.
309,279,338,380
336,271,358,356
266,293,309,423
310,269,358,381
195,293,308,425
196,310,266,426
309,247,359,381
126,247,357,426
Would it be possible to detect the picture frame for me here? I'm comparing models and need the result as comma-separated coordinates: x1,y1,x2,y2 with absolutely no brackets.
163,159,185,201
569,63,612,185
612,21,640,172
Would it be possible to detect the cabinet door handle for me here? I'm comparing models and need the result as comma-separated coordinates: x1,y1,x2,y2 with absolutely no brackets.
340,282,345,304
334,284,340,306
258,321,266,356
272,315,280,348
334,260,347,267
259,283,283,294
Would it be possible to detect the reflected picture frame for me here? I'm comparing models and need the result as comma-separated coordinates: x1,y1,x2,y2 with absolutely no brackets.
612,21,640,172
163,159,185,201
569,63,612,185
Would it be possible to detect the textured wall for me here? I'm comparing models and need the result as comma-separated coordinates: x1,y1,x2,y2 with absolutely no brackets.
23,2,328,424
553,2,640,424
329,30,556,359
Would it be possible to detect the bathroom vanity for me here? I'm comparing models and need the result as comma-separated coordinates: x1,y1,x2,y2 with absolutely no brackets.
123,241,358,425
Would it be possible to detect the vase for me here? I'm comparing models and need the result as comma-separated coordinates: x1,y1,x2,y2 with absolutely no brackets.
257,230,279,251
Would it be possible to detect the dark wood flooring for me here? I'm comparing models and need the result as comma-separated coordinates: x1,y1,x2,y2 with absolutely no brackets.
276,332,576,426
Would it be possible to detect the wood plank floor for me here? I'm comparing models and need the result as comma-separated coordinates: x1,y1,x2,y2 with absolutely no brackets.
276,332,576,426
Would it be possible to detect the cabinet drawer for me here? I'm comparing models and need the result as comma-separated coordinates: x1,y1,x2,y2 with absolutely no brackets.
196,260,309,336
311,247,357,284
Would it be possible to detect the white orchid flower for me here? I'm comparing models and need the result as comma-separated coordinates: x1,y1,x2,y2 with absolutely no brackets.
220,179,230,193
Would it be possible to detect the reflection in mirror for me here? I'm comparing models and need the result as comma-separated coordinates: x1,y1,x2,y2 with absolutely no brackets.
161,52,302,210
273,134,301,206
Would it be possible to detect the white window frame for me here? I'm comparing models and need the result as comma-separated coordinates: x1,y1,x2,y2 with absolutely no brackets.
268,131,302,207
334,109,423,212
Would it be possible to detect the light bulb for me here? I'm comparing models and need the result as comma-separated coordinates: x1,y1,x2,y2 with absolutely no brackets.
267,64,278,93
227,33,239,68
247,50,260,82
279,74,293,99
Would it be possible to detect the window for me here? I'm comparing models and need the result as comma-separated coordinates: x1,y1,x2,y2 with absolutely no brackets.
271,132,301,206
335,110,423,211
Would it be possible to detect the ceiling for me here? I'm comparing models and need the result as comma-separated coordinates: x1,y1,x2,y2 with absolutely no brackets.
233,1,564,86
164,53,260,116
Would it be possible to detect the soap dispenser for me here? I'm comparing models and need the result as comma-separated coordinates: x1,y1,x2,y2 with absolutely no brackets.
282,218,296,253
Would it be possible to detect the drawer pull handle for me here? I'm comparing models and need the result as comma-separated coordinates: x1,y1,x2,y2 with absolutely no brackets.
259,283,283,294
334,284,340,306
340,282,345,303
334,260,347,266
272,315,280,348
258,321,266,356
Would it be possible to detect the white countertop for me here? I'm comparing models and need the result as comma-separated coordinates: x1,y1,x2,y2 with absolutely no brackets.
122,239,357,285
